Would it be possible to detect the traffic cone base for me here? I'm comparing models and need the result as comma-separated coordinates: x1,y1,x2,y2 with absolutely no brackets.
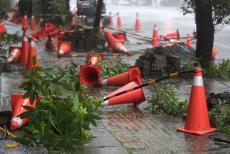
177,68,216,135
80,65,101,87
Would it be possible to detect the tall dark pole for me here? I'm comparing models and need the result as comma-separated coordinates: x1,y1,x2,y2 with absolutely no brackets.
194,0,214,68
94,0,103,32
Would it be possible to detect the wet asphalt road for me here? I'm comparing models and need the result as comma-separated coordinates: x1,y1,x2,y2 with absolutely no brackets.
106,5,230,60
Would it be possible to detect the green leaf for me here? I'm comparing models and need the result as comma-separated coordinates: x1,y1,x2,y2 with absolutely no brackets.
32,56,37,65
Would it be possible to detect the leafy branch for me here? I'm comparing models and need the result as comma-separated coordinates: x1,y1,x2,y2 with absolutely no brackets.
17,64,101,153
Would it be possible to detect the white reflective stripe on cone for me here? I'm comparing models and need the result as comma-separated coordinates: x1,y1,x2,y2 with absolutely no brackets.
101,79,107,86
31,40,36,47
59,50,64,55
102,100,109,106
193,76,203,86
11,117,23,127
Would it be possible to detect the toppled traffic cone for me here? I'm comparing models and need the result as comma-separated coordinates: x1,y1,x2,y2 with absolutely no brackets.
58,41,72,56
31,15,36,30
165,30,180,39
135,13,141,32
10,94,37,131
186,34,193,48
104,31,130,55
86,53,104,65
80,65,101,87
7,47,22,64
19,35,29,65
101,67,141,87
101,77,146,107
109,11,113,26
212,48,218,62
152,25,161,46
177,68,216,135
27,38,40,71
117,12,122,30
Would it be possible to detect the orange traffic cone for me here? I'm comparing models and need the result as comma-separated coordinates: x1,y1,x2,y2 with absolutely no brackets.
31,15,36,30
80,65,101,87
117,12,122,30
165,30,180,39
86,53,104,65
104,31,129,54
186,34,193,48
152,25,161,46
102,78,146,106
177,68,216,135
0,18,5,39
19,35,29,65
58,41,72,56
101,67,141,87
135,13,141,32
7,47,22,64
22,14,28,30
212,48,218,62
109,11,113,26
27,38,40,71
10,94,37,131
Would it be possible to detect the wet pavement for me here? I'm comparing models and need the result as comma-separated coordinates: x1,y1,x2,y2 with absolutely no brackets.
1,10,230,154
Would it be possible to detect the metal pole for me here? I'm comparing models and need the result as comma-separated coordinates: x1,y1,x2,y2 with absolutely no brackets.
94,0,103,32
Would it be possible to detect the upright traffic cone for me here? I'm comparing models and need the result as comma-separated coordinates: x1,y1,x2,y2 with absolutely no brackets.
0,19,5,40
27,38,40,71
212,48,218,62
19,35,29,65
10,94,37,131
101,67,141,87
31,15,36,30
186,34,193,48
135,13,141,32
109,11,113,26
152,25,161,46
22,14,28,30
177,68,216,135
58,41,72,56
117,12,122,30
102,77,146,107
80,65,101,87
7,47,22,64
